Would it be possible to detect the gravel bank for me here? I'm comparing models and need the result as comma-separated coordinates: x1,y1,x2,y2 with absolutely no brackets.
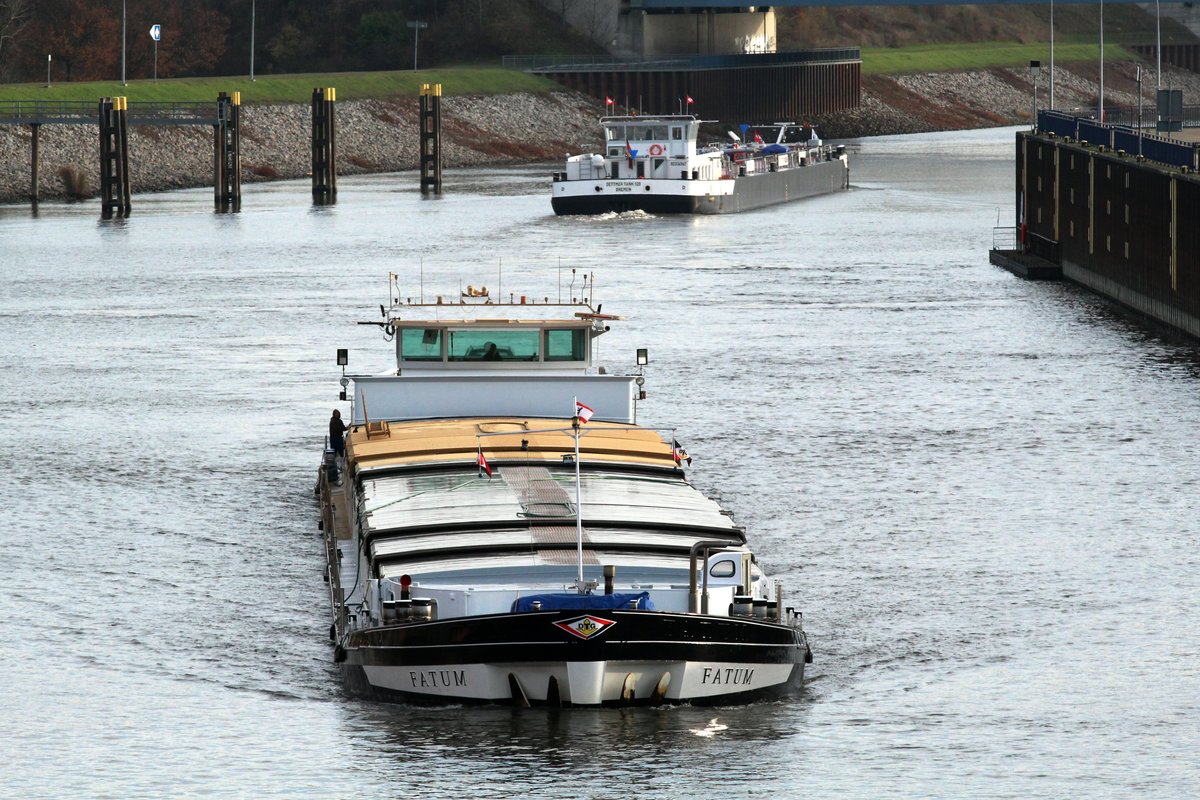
3,63,1198,205
0,91,600,205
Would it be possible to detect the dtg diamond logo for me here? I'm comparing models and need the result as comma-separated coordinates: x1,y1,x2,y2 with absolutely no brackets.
553,615,616,640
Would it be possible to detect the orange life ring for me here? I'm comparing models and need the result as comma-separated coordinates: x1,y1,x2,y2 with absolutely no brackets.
648,143,663,156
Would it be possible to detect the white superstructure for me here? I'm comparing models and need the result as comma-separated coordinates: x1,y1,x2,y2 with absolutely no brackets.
552,114,848,215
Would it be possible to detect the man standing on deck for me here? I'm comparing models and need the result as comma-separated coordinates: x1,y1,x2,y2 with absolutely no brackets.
329,409,347,458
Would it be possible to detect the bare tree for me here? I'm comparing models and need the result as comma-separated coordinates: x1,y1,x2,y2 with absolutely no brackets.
0,0,32,79
576,0,616,49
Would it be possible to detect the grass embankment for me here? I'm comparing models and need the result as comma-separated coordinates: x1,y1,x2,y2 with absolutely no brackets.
862,41,1137,76
0,42,1147,103
0,67,558,103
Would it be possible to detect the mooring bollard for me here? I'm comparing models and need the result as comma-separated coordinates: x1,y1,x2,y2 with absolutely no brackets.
419,83,443,194
99,96,131,219
214,91,242,212
312,87,337,204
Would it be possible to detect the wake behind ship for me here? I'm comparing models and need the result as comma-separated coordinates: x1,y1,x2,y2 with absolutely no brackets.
314,273,811,706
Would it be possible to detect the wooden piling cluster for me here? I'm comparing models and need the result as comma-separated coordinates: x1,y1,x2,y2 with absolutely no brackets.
98,96,131,218
29,123,39,205
419,83,443,194
214,91,242,211
311,87,337,204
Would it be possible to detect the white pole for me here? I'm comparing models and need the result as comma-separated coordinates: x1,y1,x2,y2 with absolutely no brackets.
153,40,158,81
250,0,256,81
1156,0,1162,92
1049,0,1055,110
1099,0,1104,123
572,401,584,591
121,0,127,85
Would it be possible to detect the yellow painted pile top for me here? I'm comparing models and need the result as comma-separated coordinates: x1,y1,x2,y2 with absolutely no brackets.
347,417,676,473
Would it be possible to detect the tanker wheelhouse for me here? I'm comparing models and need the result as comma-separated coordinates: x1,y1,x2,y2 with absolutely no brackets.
551,115,848,215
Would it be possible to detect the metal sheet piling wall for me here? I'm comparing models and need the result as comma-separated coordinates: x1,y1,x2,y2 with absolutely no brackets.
419,83,443,194
1018,130,1200,337
214,91,242,211
98,96,131,219
311,87,337,204
543,61,860,121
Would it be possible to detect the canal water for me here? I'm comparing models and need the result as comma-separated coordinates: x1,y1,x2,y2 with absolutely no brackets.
2,126,1198,798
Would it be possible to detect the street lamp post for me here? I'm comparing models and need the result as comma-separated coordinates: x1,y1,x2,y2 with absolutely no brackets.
1155,0,1162,92
1098,0,1104,122
1137,64,1144,153
1049,0,1055,110
121,0,127,85
250,0,256,81
407,20,428,71
1030,60,1041,129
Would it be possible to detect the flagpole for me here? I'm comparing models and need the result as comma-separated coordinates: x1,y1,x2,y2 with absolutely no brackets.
573,397,584,592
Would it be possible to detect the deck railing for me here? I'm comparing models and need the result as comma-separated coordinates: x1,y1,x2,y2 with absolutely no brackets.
992,226,1018,251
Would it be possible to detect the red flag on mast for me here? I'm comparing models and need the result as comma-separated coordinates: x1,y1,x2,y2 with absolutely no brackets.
685,95,694,105
477,449,492,477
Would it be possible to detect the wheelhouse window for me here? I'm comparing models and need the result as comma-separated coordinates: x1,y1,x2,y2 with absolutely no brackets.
605,124,668,142
400,328,443,361
543,329,586,361
447,330,539,361
709,559,737,578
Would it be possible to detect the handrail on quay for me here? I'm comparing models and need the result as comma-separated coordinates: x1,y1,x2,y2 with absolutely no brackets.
501,47,861,72
992,226,1017,251
1037,109,1200,171
1066,104,1200,130
0,99,224,126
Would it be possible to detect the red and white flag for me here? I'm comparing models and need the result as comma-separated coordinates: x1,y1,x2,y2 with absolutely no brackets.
605,96,615,107
574,400,594,424
477,449,492,477
685,95,694,105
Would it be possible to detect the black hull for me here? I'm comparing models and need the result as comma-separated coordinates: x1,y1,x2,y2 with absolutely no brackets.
337,609,809,706
552,194,705,215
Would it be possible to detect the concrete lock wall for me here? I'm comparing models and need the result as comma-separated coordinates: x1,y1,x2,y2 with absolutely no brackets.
538,1,777,59
1019,131,1200,338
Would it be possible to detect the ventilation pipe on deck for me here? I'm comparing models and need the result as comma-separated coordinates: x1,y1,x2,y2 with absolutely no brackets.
688,540,734,614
